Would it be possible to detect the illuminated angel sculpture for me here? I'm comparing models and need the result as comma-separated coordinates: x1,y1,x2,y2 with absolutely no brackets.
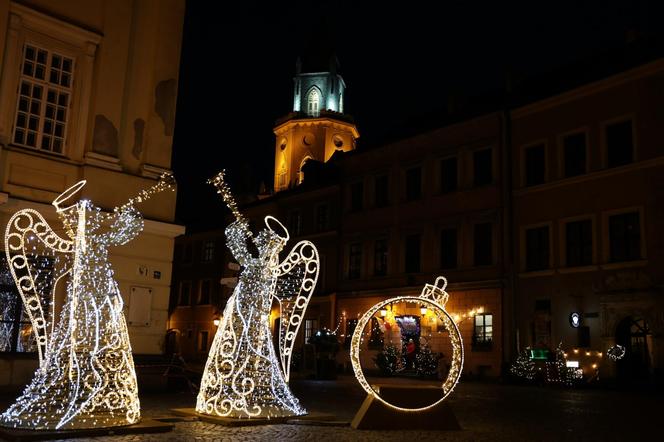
196,172,319,419
0,173,175,430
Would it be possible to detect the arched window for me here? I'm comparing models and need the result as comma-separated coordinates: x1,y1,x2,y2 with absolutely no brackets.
298,156,312,184
307,88,320,117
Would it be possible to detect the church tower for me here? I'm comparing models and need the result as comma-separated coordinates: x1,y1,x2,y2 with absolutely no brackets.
273,55,359,192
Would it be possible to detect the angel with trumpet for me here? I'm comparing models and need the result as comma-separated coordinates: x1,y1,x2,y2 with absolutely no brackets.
0,173,175,430
196,171,319,419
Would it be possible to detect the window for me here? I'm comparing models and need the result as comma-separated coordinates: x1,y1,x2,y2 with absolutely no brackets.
473,314,493,346
348,243,362,279
473,223,493,266
198,331,209,352
563,132,587,177
524,144,545,186
202,241,215,263
13,44,73,154
440,157,458,193
315,204,329,232
374,239,388,276
473,148,493,187
0,255,53,353
298,156,312,184
374,175,389,207
179,281,191,306
565,220,592,267
440,228,458,269
288,210,301,236
608,211,641,262
606,120,633,168
405,167,422,201
350,181,363,212
525,226,550,271
305,318,318,343
404,234,421,273
307,88,320,117
198,280,211,305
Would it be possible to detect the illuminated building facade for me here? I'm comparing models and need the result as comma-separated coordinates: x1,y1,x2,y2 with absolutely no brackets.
170,53,664,382
0,0,185,388
511,58,664,381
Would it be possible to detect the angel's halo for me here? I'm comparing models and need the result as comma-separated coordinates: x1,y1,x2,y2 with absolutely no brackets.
53,180,87,212
264,215,289,242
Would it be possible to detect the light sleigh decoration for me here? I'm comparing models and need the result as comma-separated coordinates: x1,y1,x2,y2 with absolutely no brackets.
350,276,463,412
196,171,319,419
0,173,175,430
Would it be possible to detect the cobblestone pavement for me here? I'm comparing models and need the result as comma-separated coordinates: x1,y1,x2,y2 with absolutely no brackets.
1,376,661,441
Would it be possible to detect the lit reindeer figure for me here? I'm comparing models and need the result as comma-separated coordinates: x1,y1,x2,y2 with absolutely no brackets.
0,173,175,430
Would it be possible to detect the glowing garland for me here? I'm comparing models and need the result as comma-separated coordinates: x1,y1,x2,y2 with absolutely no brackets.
350,276,463,412
0,173,174,430
607,344,626,361
196,171,319,419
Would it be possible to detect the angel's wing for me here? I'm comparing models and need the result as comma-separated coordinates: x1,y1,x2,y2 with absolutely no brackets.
4,208,73,366
273,240,319,381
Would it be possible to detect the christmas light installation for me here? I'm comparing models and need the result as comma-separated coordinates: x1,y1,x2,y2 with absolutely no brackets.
607,344,626,361
350,276,463,412
196,171,319,419
0,173,175,430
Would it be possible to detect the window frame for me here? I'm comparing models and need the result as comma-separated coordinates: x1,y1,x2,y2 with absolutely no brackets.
349,180,364,212
201,240,215,263
601,115,637,169
306,87,320,117
404,165,423,201
0,3,101,161
197,279,212,305
315,202,330,232
373,174,389,208
178,280,192,306
472,147,494,187
472,313,493,350
373,238,389,277
560,215,596,268
348,242,362,279
439,155,459,194
602,207,645,264
520,140,548,187
558,128,589,179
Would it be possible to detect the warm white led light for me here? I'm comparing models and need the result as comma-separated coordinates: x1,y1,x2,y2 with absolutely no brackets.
350,276,463,413
196,171,319,419
0,173,174,430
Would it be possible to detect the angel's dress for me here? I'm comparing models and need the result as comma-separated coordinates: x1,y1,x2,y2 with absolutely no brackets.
196,221,305,418
0,201,142,430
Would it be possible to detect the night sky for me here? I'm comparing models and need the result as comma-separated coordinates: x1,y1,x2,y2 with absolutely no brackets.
172,1,658,230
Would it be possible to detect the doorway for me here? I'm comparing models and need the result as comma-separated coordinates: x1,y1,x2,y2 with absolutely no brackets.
615,317,652,381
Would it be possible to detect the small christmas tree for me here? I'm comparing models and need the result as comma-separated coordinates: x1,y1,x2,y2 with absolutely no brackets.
374,344,402,375
416,343,440,377
510,349,536,381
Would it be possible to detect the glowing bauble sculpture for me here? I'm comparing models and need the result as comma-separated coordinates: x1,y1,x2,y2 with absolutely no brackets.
0,174,175,430
196,172,319,419
350,276,463,412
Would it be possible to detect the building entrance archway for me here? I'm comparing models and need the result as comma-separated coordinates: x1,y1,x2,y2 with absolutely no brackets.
615,317,652,381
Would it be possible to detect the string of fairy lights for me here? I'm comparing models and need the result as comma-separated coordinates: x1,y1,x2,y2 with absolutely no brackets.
196,171,319,419
0,173,174,430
